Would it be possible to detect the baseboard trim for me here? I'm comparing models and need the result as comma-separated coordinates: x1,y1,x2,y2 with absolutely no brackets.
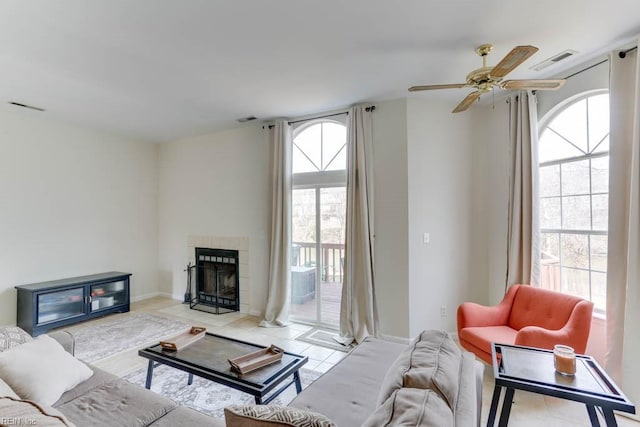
130,292,182,302
130,292,159,302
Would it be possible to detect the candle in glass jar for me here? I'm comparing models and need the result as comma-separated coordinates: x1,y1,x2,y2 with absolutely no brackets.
554,344,576,375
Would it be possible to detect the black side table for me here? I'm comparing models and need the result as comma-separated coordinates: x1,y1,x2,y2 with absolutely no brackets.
487,343,635,427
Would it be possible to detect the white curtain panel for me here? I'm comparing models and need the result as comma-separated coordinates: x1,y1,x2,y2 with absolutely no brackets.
260,121,293,328
605,46,640,407
505,91,540,288
337,105,379,345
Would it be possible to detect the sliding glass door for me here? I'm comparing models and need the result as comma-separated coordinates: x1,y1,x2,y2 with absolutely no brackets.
290,119,346,328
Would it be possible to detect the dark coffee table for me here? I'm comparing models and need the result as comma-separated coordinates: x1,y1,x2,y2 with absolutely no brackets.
487,343,635,426
138,332,308,404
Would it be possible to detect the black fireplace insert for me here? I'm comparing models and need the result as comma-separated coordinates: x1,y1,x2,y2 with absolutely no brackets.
187,247,239,314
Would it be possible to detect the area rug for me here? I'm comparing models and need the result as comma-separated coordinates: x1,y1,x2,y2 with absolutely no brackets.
124,364,321,418
71,313,191,363
295,328,354,352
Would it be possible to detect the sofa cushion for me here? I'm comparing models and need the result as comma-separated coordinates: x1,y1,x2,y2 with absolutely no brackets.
363,388,453,427
289,336,405,427
224,405,336,427
150,406,225,427
0,335,94,406
55,378,177,426
376,329,462,409
0,396,75,426
53,365,119,407
0,377,19,399
0,326,32,352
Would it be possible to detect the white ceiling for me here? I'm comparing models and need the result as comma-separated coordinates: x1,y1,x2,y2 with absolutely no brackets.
2,1,640,142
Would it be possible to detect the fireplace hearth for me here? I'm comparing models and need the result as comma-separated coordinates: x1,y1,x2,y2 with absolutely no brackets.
187,247,239,314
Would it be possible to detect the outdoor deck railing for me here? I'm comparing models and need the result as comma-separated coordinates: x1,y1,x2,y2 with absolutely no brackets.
540,251,560,292
292,241,344,283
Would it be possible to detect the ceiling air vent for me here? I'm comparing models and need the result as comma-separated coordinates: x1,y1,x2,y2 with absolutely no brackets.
237,116,257,123
530,50,578,71
9,101,45,112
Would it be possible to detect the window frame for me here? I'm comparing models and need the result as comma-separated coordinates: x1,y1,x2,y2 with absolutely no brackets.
292,117,347,187
537,90,609,313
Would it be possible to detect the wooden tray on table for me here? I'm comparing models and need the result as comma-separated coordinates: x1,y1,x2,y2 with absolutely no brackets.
160,326,206,351
228,344,284,375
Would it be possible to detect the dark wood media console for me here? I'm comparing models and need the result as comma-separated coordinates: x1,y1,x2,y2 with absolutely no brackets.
16,271,131,336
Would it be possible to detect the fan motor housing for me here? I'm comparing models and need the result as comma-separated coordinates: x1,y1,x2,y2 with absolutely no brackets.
466,67,500,92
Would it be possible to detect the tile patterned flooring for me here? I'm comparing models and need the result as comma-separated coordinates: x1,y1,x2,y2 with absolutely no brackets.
79,297,637,426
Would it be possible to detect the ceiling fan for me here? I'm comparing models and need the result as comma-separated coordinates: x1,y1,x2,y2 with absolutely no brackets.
408,44,566,113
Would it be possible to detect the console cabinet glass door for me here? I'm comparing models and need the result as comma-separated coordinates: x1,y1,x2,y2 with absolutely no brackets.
89,280,127,312
37,287,85,325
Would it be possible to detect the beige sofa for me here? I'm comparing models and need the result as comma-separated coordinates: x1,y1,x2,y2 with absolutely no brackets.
287,329,483,426
0,329,219,427
1,328,482,426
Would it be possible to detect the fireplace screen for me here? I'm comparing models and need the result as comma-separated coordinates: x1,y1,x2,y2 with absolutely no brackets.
187,248,239,314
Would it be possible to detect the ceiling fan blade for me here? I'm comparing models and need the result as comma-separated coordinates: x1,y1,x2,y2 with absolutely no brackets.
452,91,481,113
490,45,539,78
501,79,567,90
408,83,467,92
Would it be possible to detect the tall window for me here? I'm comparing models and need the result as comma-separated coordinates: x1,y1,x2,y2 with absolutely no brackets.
538,92,609,313
291,119,347,327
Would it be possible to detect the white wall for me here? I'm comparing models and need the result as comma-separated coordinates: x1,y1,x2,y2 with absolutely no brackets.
537,58,609,120
371,99,410,340
157,125,270,315
0,109,158,325
406,98,486,336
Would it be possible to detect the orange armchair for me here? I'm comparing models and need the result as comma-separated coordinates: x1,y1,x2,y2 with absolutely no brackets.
457,284,594,364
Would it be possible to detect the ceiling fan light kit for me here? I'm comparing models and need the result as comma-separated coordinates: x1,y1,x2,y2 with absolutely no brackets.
409,43,567,113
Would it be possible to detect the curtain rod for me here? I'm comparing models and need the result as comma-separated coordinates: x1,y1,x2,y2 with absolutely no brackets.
289,111,346,125
618,45,637,58
262,105,376,129
562,45,637,80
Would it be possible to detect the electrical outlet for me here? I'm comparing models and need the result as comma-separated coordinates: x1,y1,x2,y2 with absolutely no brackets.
423,232,430,244
440,306,446,317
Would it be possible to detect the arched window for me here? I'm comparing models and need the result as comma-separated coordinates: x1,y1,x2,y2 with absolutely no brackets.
293,121,347,174
291,119,347,327
538,92,609,313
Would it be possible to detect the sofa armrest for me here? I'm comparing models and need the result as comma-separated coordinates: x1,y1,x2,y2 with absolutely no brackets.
457,285,521,337
474,360,484,427
47,331,75,356
457,303,508,330
515,299,594,353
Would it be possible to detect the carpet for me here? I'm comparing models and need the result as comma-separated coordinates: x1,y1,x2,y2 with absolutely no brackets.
124,364,321,419
71,313,191,363
296,328,354,352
